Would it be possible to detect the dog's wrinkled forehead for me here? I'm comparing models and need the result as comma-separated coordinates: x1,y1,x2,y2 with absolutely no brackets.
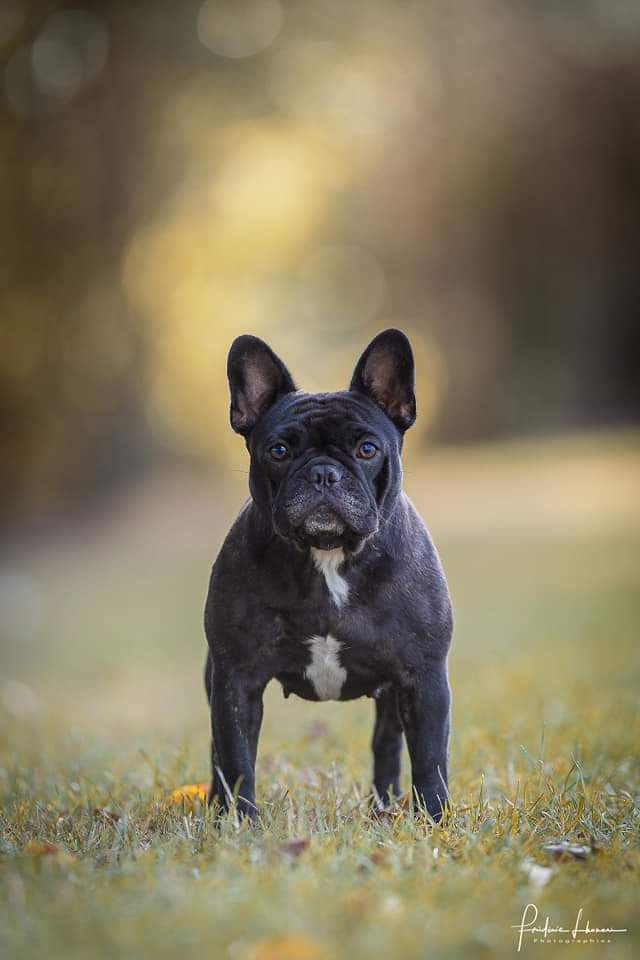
256,391,398,447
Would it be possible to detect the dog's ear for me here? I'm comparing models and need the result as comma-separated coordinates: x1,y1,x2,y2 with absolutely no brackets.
227,335,296,435
349,329,416,431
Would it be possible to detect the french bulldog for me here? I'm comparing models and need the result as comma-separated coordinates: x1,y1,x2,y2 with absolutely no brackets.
204,329,453,821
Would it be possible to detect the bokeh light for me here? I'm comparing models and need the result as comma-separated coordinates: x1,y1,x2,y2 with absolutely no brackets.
31,10,109,100
197,0,284,59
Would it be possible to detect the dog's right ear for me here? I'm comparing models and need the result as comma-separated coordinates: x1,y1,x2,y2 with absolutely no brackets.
227,335,296,435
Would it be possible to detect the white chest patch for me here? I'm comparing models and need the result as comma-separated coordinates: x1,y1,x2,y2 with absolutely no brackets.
304,634,347,700
310,547,349,607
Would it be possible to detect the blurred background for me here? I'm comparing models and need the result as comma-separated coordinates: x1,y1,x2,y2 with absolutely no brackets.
1,0,639,766
2,0,640,533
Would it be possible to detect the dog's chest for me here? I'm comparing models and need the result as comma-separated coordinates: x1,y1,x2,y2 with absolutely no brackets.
303,633,347,700
309,547,349,607
276,628,378,702
273,549,384,702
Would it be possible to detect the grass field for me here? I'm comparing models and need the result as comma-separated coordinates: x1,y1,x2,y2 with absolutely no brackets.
1,432,639,959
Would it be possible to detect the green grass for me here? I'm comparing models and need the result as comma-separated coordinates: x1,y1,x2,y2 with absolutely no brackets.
1,433,639,959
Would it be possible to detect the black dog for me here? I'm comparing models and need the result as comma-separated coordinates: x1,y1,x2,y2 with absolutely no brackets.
204,330,452,821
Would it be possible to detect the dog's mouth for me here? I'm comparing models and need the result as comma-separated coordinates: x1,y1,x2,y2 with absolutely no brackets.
275,490,379,553
299,505,347,550
302,505,346,537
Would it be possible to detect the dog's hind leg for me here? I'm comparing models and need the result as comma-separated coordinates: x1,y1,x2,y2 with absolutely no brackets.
399,658,450,822
371,686,403,807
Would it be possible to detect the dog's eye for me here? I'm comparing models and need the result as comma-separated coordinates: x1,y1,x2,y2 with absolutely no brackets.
357,440,378,460
269,442,289,461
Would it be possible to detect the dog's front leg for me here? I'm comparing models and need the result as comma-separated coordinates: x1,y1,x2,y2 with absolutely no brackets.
208,661,264,820
399,658,451,822
372,687,403,807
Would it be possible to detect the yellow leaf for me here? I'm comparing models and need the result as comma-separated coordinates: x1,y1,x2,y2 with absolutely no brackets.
245,935,325,960
169,783,209,806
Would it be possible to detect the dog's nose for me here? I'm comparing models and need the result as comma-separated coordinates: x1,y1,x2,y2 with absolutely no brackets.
308,462,342,491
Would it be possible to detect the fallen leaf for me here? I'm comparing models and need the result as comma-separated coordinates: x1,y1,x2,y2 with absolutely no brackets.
169,783,209,806
543,841,591,860
370,848,389,867
93,807,121,824
368,796,408,822
24,840,59,856
23,840,75,865
280,838,310,860
245,934,325,960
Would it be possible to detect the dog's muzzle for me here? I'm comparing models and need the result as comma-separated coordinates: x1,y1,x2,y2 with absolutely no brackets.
302,504,346,536
274,457,378,551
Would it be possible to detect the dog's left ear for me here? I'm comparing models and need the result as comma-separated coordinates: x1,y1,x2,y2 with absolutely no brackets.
227,335,296,435
349,329,416,431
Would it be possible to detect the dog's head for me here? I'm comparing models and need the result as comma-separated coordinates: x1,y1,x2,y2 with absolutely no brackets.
227,329,416,553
